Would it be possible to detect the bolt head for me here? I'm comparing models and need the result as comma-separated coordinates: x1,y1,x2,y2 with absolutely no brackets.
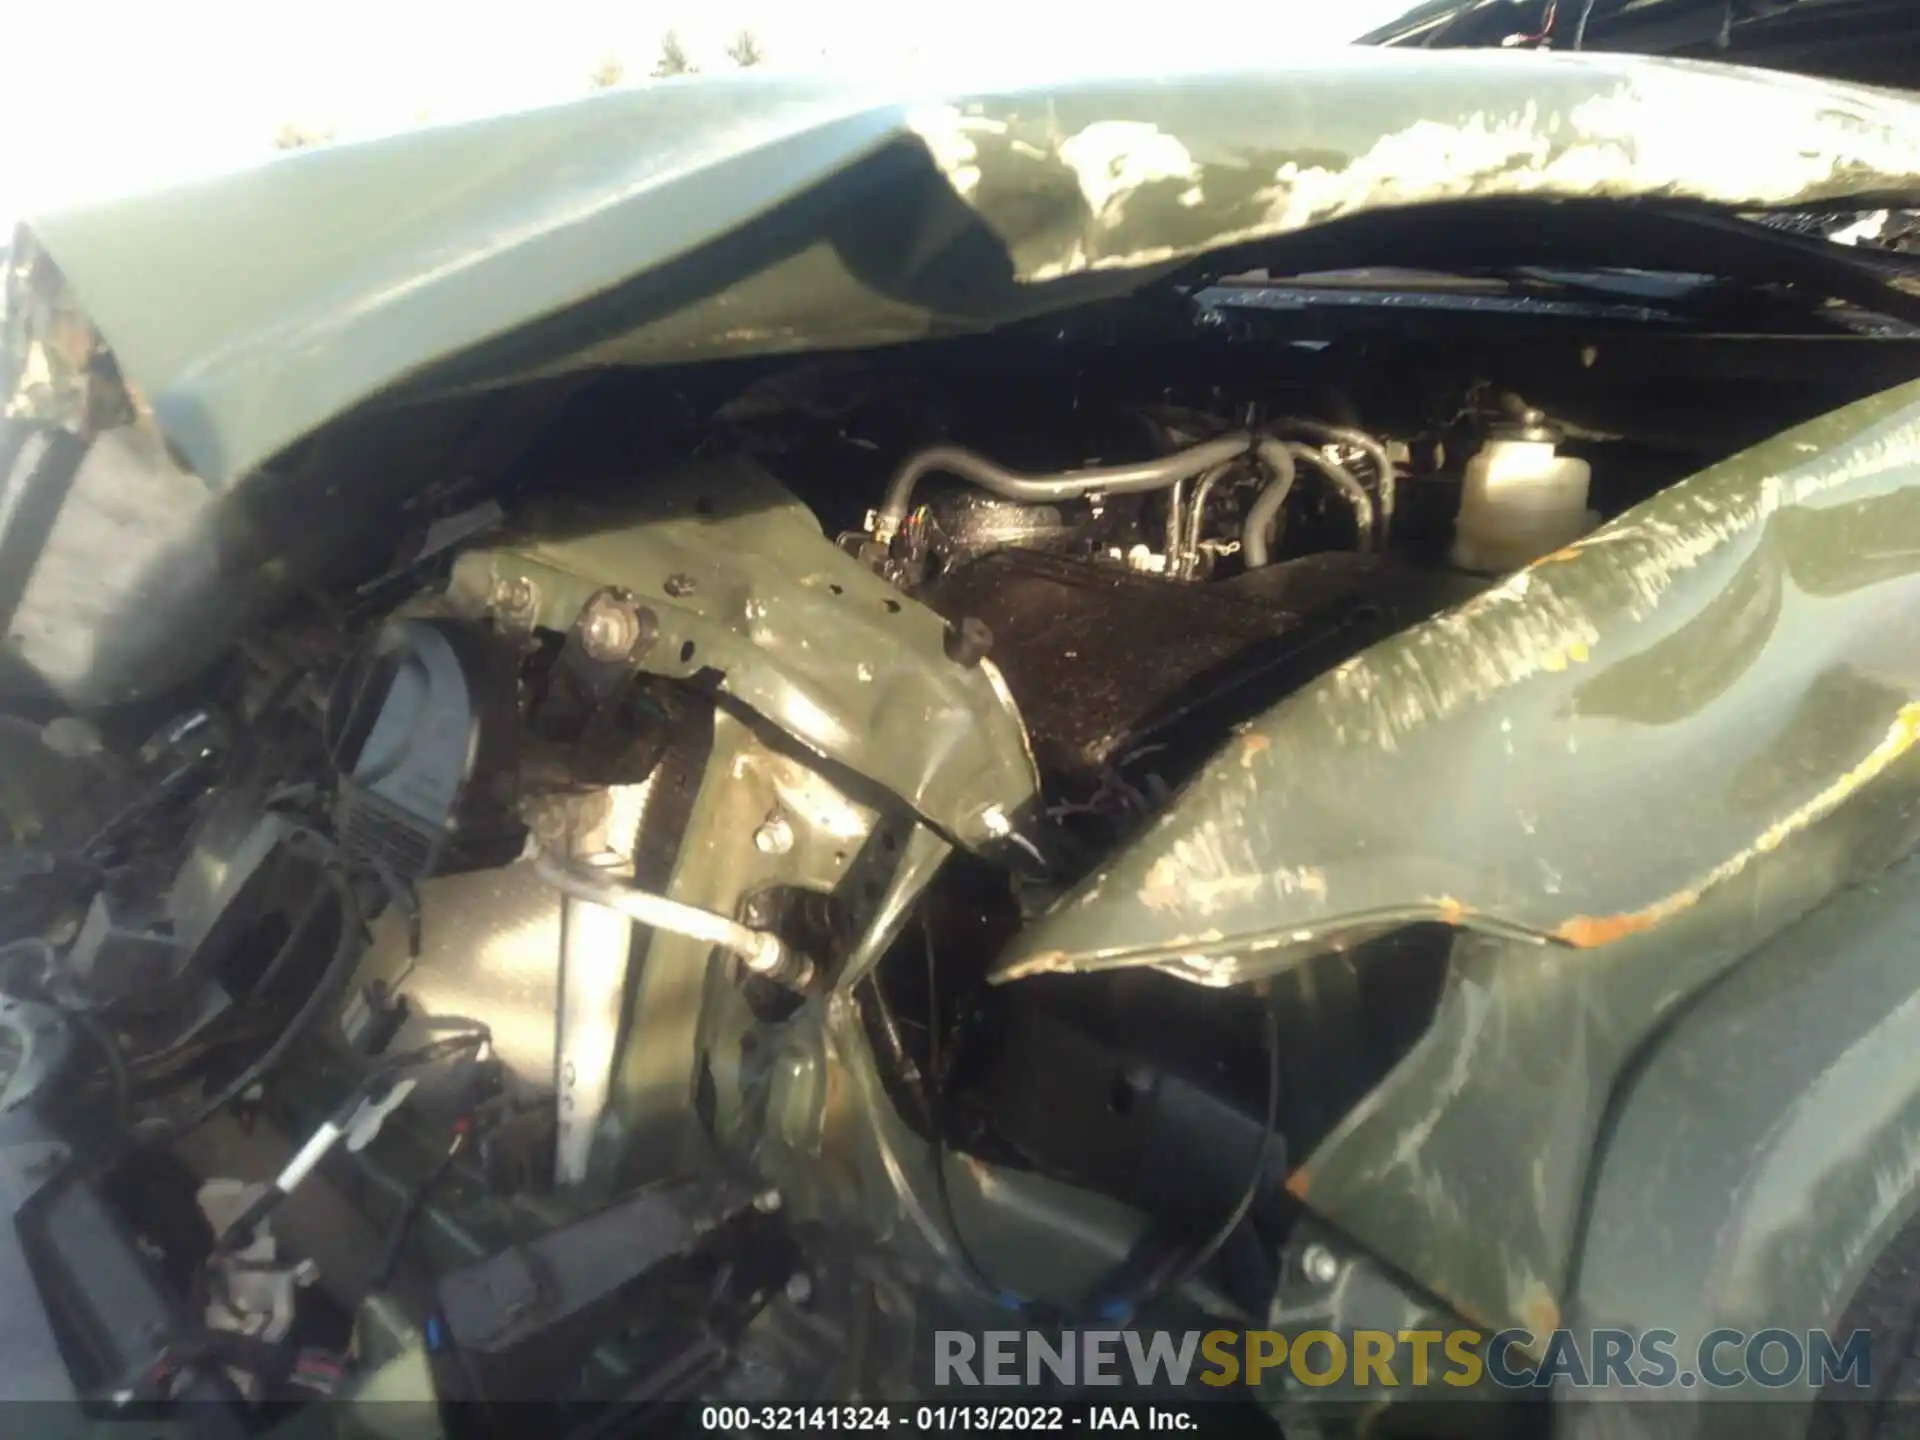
493,576,537,614
754,813,795,855
579,595,641,661
785,1272,814,1306
1301,1244,1341,1286
664,573,698,599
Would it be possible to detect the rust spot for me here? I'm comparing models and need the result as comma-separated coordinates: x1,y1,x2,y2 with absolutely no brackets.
1517,1282,1562,1344
1555,908,1668,948
1434,895,1472,926
1285,1166,1312,1200
1239,733,1271,769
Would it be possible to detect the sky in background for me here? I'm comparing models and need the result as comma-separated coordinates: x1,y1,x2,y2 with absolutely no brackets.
1,0,1416,227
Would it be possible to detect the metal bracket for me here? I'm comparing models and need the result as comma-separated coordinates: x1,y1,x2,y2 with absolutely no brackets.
446,454,1038,850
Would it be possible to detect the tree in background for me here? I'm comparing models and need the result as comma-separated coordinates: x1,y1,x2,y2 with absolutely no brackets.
652,31,698,77
724,30,765,68
589,57,625,89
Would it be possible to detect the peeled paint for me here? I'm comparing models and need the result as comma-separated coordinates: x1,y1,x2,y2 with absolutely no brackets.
996,377,1920,985
18,51,1920,490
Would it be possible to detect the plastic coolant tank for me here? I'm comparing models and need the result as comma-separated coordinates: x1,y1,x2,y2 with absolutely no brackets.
1449,434,1598,574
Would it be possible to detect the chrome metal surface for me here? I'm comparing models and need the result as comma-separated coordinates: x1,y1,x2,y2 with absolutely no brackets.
1301,1243,1341,1286
555,862,636,1187
547,784,653,1188
875,434,1253,544
578,593,642,661
358,861,561,1088
534,843,789,976
753,812,795,856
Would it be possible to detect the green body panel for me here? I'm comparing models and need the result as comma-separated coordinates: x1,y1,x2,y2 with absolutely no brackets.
445,455,1038,849
9,38,1920,1403
16,52,1920,490
995,377,1920,1335
999,377,1920,980
1559,853,1920,1433
600,712,823,1191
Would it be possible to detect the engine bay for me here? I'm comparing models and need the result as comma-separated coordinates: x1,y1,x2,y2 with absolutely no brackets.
2,261,1918,1427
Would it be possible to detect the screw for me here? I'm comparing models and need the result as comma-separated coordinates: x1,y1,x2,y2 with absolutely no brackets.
753,812,795,855
579,593,643,661
492,576,537,614
664,574,697,599
785,1272,814,1306
1301,1244,1341,1286
944,616,993,668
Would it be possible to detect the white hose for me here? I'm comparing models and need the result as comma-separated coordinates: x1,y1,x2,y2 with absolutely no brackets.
530,843,792,979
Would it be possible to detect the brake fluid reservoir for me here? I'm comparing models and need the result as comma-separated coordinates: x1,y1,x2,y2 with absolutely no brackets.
1449,417,1597,574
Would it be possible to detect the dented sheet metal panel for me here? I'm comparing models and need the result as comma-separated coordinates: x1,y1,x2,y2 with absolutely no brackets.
444,457,1038,850
1558,854,1920,1436
16,52,1920,490
1290,769,1920,1348
996,377,1920,984
993,375,1920,1337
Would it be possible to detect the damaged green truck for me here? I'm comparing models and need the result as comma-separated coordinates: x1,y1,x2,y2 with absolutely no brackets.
3,1,1920,1435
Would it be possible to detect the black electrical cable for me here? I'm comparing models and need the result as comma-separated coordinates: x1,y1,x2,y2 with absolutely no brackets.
348,1030,493,1104
372,1123,467,1290
156,863,364,1145
77,754,214,862
247,880,341,1001
143,1327,300,1400
923,923,1282,1327
1101,992,1281,1328
922,922,1064,1319
70,1009,130,1134
211,1030,492,1256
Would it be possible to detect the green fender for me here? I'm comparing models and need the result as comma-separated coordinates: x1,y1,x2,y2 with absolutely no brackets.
1560,853,1920,1434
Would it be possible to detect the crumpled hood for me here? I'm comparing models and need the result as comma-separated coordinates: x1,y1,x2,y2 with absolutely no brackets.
13,49,1920,488
1363,0,1917,89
